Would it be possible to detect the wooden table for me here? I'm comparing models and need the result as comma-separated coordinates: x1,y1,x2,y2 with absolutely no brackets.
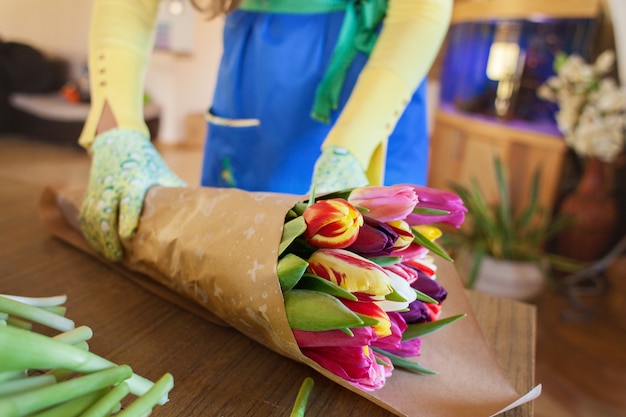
0,177,535,417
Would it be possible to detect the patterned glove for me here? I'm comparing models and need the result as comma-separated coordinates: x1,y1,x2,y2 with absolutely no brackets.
312,145,369,194
80,129,186,261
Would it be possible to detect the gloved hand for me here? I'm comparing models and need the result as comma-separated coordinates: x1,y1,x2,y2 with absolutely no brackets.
311,145,369,194
80,128,186,261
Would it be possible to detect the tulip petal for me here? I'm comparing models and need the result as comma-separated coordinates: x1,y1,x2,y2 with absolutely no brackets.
406,185,467,228
293,326,377,348
376,271,417,312
303,200,363,249
284,289,364,331
349,185,418,222
307,249,392,298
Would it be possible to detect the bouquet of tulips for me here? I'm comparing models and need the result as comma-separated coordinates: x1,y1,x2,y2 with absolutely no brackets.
278,185,467,390
45,182,547,417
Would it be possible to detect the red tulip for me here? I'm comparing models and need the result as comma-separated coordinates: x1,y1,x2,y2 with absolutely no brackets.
303,199,363,248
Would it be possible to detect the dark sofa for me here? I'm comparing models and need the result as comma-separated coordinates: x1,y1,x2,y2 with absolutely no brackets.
0,40,159,145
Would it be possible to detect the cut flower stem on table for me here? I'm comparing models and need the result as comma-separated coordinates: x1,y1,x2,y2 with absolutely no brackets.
0,294,173,417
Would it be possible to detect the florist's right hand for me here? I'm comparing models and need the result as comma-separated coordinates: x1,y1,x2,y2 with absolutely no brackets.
80,128,186,261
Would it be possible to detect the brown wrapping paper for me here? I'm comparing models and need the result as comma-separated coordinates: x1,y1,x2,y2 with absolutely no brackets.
39,186,535,417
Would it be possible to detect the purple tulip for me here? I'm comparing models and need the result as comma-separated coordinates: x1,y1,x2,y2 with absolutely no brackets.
405,185,467,228
347,216,398,257
401,300,431,324
411,276,448,304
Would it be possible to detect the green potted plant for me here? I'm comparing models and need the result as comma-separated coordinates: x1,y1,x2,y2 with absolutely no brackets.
443,156,576,301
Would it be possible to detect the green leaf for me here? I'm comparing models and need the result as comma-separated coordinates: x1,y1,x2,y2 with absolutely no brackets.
277,254,309,293
291,202,309,216
355,314,379,328
385,286,407,302
412,230,453,262
402,313,466,341
412,207,450,216
414,289,438,304
340,328,354,336
368,256,402,267
371,348,437,375
494,157,512,243
297,274,358,301
284,290,363,331
279,216,307,256
466,244,486,289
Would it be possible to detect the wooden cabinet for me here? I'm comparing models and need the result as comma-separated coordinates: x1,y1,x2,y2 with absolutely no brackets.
428,108,567,213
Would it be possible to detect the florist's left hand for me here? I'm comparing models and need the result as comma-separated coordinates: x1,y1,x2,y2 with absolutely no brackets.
311,145,369,194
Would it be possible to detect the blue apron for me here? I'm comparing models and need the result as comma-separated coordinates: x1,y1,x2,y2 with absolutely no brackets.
201,6,429,194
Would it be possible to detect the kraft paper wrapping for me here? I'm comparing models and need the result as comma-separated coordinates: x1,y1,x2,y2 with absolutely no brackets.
39,186,539,417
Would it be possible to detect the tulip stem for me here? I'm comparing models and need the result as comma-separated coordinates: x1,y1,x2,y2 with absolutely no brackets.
290,377,314,417
0,296,74,332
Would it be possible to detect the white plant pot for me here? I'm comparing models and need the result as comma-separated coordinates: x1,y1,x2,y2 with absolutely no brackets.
456,250,546,301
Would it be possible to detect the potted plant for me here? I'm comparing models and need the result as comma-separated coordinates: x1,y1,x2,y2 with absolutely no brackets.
442,156,576,301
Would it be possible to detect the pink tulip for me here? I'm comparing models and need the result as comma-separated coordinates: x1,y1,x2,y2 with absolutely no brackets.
300,345,390,391
405,185,467,228
303,199,363,248
348,185,418,222
391,241,429,261
292,326,377,348
371,312,406,352
307,249,392,300
372,312,422,358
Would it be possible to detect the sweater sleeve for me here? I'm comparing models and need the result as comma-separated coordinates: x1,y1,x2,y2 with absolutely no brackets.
321,0,452,185
78,0,161,149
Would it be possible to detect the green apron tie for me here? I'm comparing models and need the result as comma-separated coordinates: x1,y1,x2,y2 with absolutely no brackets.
239,0,388,123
